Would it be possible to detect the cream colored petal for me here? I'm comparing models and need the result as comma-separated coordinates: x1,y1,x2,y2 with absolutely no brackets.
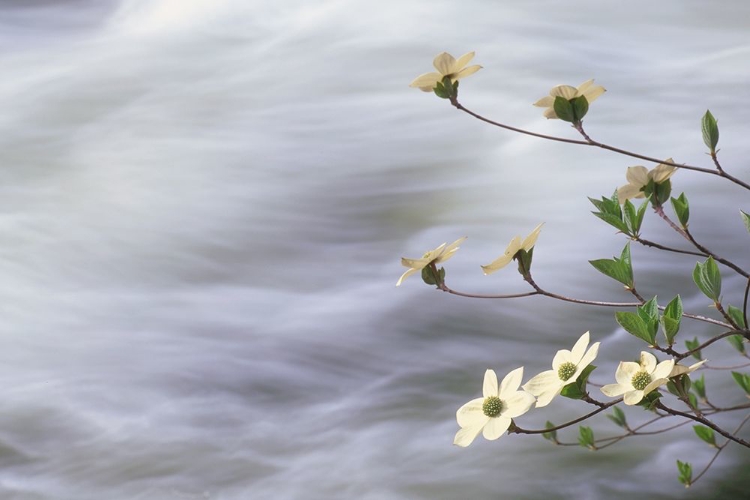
640,351,657,374
521,223,544,251
481,236,522,275
617,184,644,203
453,422,485,447
651,359,675,380
569,331,590,364
580,83,606,104
529,386,562,408
503,390,536,417
542,107,558,119
601,383,628,397
400,256,431,269
551,349,572,370
409,72,443,89
454,65,482,81
642,378,668,396
482,415,511,440
433,52,456,75
422,242,448,261
651,160,677,183
522,370,559,396
436,237,467,263
576,79,595,94
625,166,649,186
395,267,418,287
549,84,578,99
670,359,707,377
623,389,645,405
533,96,555,107
456,397,487,428
454,51,475,70
483,369,499,397
418,86,435,92
499,366,524,398
615,361,640,386
577,342,600,371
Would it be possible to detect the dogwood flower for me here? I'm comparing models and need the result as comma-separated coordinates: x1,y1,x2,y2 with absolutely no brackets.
409,52,482,92
601,352,674,405
616,159,677,202
454,367,536,447
481,223,543,275
396,237,466,286
522,331,600,408
670,359,707,378
533,79,606,119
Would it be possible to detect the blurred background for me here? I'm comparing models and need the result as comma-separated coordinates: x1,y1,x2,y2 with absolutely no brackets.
0,0,749,498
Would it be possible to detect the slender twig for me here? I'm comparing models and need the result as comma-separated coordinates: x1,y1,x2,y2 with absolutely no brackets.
676,331,744,361
451,100,750,191
511,399,620,435
691,412,750,486
655,402,750,448
743,277,750,328
633,237,704,257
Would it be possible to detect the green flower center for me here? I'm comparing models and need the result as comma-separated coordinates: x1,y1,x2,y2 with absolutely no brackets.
631,370,652,391
482,396,504,417
557,362,577,381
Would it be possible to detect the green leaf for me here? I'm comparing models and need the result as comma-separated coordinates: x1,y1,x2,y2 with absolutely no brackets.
553,96,576,123
727,305,746,329
693,425,717,447
589,243,634,288
661,295,683,345
685,337,702,360
741,210,750,234
578,426,595,450
731,372,750,395
727,334,746,354
701,110,719,153
622,200,638,236
677,460,692,487
571,95,589,122
606,406,628,428
616,311,655,344
670,193,690,227
692,257,722,302
561,364,597,400
653,178,672,206
592,212,630,234
542,421,557,442
635,200,648,233
692,374,706,400
516,248,534,277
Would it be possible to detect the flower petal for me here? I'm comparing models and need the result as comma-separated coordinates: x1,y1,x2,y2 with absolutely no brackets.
640,351,657,374
601,383,627,397
651,160,677,183
503,390,536,417
456,397,488,428
670,359,707,377
549,84,578,100
483,369,498,397
625,166,649,186
569,331,590,364
454,52,475,70
651,359,675,380
615,361,640,387
454,65,482,81
481,236,522,275
409,72,443,89
552,349,572,370
499,366,524,398
521,223,544,251
435,237,467,263
482,416,511,440
533,96,555,108
623,389,645,405
542,106,558,119
580,82,606,104
643,377,668,396
396,267,419,287
576,342,600,371
617,183,644,203
453,422,485,447
433,52,456,75
400,256,430,269
522,370,559,397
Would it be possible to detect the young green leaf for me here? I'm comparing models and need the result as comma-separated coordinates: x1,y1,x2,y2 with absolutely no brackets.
553,96,576,123
606,406,628,428
741,210,750,234
693,425,717,447
731,372,750,395
670,193,690,227
727,334,746,354
727,305,746,329
571,95,589,122
685,337,702,360
616,311,655,344
692,374,706,400
692,257,721,302
661,295,683,345
676,460,692,487
701,110,719,153
542,421,558,442
578,426,595,450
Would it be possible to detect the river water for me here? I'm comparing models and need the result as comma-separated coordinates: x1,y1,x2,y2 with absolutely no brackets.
0,1,749,499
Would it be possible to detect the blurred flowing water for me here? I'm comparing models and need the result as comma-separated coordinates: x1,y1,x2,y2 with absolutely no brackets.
0,1,749,499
